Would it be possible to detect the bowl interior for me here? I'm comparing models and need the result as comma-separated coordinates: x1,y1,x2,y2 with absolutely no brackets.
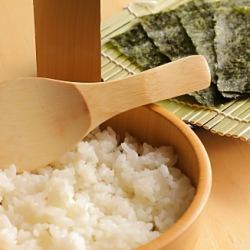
101,104,211,249
102,105,202,186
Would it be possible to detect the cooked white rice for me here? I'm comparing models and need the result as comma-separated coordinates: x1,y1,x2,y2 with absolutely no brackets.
0,128,195,250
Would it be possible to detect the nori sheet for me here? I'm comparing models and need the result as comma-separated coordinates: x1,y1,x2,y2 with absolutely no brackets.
224,0,250,7
190,84,225,106
221,92,242,99
176,0,217,82
140,10,196,60
110,1,249,106
110,23,169,70
111,18,219,106
140,10,223,106
214,5,250,96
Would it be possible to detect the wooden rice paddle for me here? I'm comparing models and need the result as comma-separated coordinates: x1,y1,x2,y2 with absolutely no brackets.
0,55,210,171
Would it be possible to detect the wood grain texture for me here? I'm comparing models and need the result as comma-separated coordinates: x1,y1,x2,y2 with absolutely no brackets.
0,56,209,171
101,1,250,249
0,0,36,82
79,55,210,130
33,0,101,82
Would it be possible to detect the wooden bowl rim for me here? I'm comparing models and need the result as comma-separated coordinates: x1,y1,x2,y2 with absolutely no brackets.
137,104,212,250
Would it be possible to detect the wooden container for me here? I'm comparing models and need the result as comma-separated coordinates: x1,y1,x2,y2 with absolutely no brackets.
33,0,101,82
103,104,212,250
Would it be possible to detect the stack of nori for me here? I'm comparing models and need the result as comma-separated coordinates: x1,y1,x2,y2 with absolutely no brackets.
110,23,169,70
142,10,221,105
109,0,249,106
214,5,250,98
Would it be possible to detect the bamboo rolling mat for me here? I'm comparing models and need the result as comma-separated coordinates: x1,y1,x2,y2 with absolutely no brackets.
101,0,250,142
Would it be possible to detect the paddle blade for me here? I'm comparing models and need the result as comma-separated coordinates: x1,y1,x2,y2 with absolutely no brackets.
0,78,89,171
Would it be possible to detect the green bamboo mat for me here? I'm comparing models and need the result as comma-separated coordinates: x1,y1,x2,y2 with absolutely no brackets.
101,0,250,142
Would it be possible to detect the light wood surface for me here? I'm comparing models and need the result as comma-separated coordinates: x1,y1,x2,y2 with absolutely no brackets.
195,131,250,250
104,105,212,250
0,56,209,171
0,0,36,82
33,0,101,82
101,1,250,250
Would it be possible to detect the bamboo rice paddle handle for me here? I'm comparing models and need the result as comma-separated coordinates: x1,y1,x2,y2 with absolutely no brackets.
0,55,210,171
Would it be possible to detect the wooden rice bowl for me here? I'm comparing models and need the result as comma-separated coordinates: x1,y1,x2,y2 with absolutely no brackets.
102,104,212,250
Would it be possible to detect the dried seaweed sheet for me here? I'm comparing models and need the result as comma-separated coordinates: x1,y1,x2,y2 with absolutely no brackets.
176,0,217,82
191,84,225,106
221,92,242,99
215,6,250,96
111,5,245,106
140,10,222,106
140,10,196,60
110,23,169,70
110,17,218,105
225,0,250,7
